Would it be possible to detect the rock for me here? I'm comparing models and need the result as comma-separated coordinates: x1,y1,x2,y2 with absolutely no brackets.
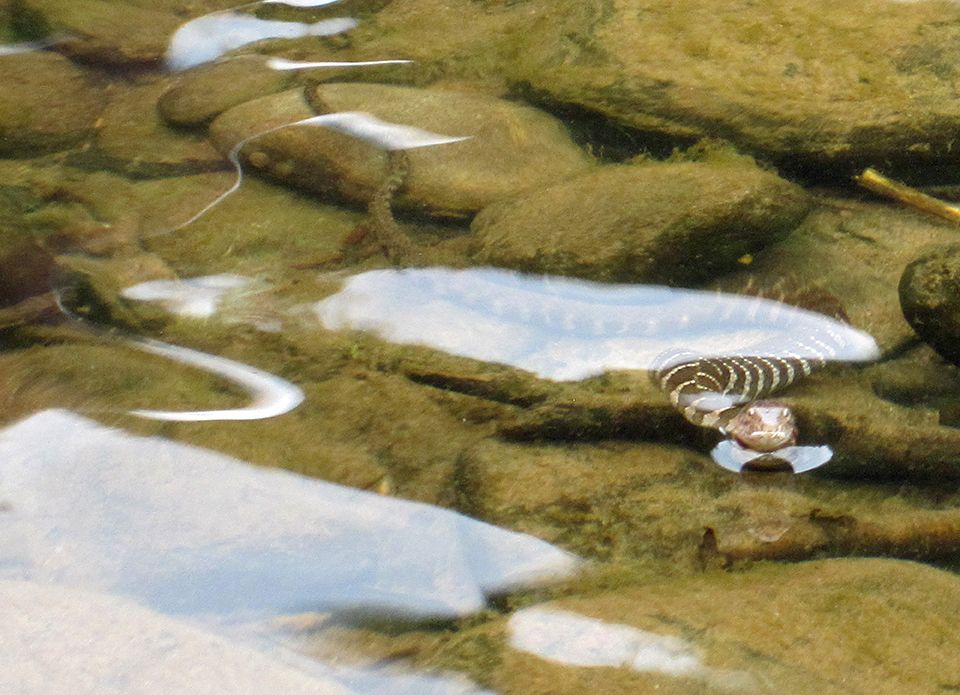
457,424,960,565
12,0,182,65
208,83,595,219
470,150,811,283
0,52,102,156
898,243,960,365
486,357,960,481
716,198,960,354
95,79,226,176
0,237,56,311
158,54,297,126
506,0,960,174
427,559,960,695
139,172,364,270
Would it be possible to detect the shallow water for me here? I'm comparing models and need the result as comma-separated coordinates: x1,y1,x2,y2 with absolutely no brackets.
4,1,960,693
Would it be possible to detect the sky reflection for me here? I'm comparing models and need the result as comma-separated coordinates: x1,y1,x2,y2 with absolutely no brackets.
0,409,577,620
508,606,753,690
166,12,357,71
314,267,880,381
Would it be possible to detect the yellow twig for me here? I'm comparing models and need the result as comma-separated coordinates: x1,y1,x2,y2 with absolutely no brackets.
854,167,960,224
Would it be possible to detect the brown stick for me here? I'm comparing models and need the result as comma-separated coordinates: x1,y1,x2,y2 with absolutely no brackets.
854,167,960,224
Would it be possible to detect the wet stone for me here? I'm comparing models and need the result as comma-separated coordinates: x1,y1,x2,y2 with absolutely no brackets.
507,0,960,174
716,198,960,355
0,52,102,156
208,83,595,219
157,54,297,127
899,242,960,366
425,559,960,695
95,79,226,177
470,150,811,283
13,0,182,66
457,425,960,565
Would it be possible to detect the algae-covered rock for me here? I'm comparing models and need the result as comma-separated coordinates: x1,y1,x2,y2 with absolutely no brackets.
0,52,102,156
158,55,297,126
209,83,595,218
716,198,960,354
426,559,960,695
899,243,960,366
11,0,185,65
95,79,226,177
457,418,960,565
506,0,960,173
471,152,810,283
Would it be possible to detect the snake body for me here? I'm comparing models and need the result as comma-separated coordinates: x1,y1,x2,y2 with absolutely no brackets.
653,289,864,452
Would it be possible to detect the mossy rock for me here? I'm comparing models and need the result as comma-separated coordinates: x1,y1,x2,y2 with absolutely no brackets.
504,0,960,174
13,0,182,65
470,152,810,284
208,83,595,219
899,242,960,366
0,52,102,156
426,559,960,695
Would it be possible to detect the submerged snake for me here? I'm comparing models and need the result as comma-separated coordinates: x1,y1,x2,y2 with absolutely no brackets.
652,287,868,459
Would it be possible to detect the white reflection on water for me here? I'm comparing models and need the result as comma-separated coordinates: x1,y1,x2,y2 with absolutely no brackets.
0,409,577,619
314,267,880,381
126,339,305,422
0,581,356,695
166,12,357,71
174,112,470,230
508,607,752,690
0,411,532,693
711,439,834,474
267,56,414,70
0,35,66,56
122,273,252,318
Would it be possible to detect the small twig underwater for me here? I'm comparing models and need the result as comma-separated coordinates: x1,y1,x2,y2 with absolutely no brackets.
172,111,470,231
854,167,960,225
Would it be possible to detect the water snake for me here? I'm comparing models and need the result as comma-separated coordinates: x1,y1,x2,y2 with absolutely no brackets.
652,287,873,471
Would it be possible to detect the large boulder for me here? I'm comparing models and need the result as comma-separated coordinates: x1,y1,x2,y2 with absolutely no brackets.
11,0,183,65
208,83,595,219
504,0,960,173
470,150,810,283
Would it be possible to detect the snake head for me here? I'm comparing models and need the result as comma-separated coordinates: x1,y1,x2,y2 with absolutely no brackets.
722,400,798,452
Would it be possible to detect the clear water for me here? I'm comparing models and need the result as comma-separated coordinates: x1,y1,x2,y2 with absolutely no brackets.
3,1,960,693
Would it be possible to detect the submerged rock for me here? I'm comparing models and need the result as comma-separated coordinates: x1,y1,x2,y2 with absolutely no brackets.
899,243,960,366
158,54,297,126
208,83,594,218
12,0,182,65
96,79,226,177
0,52,102,156
459,416,960,565
506,0,960,174
716,198,960,354
427,559,960,695
471,151,811,283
